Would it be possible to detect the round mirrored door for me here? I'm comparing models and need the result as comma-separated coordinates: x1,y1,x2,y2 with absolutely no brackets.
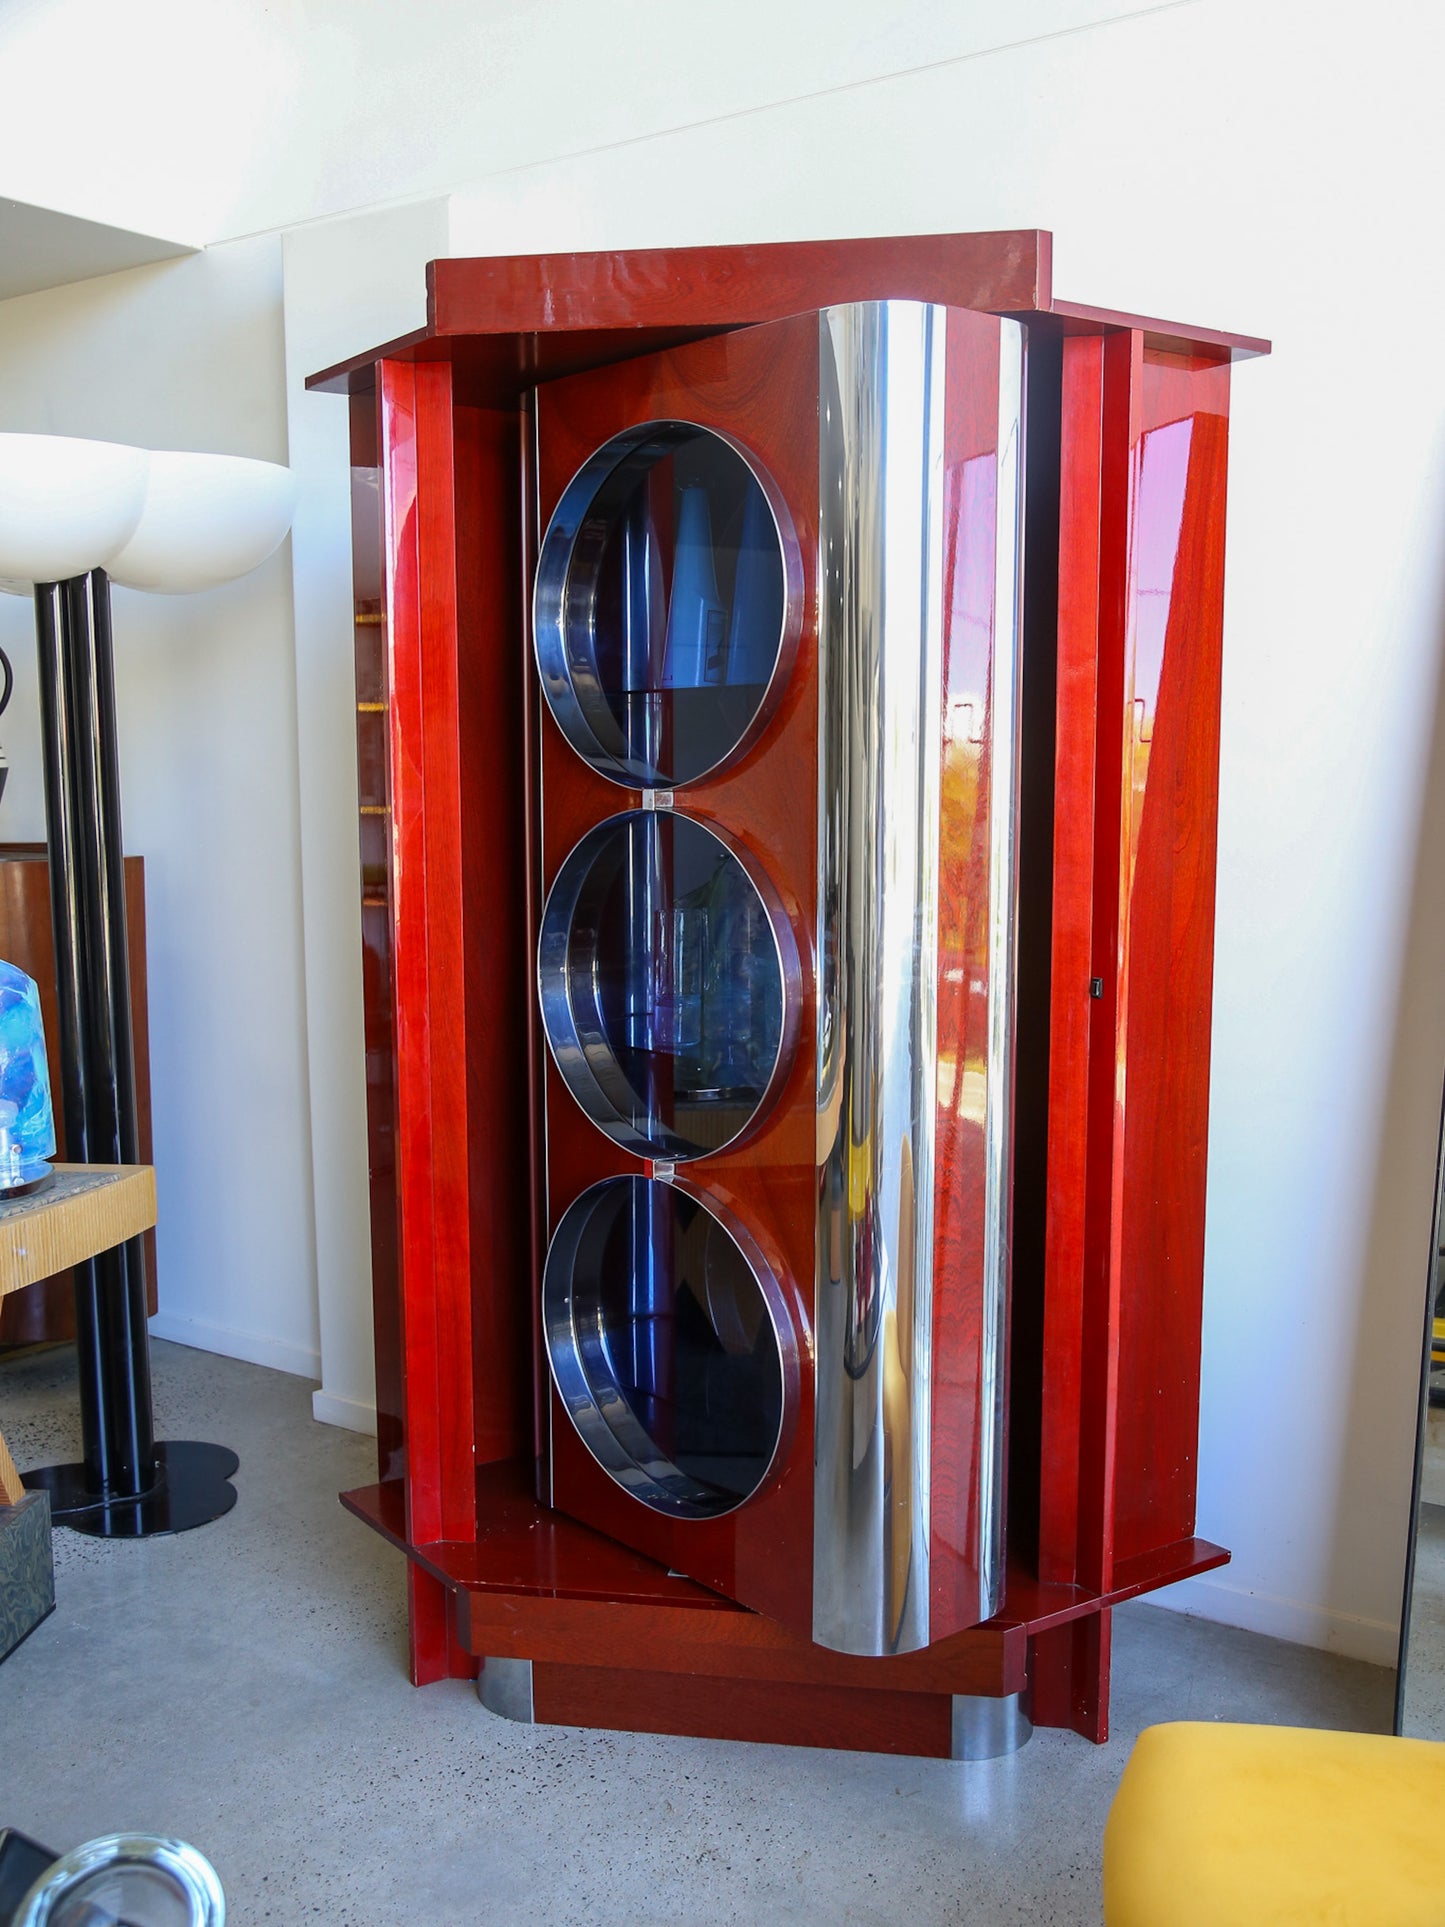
544,1175,793,1519
534,420,797,787
538,810,796,1160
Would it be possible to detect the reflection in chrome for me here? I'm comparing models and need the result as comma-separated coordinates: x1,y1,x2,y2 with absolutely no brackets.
478,1657,535,1723
12,1834,226,1927
813,303,1023,1657
980,323,1024,1639
537,810,798,1160
532,420,801,789
542,1175,796,1519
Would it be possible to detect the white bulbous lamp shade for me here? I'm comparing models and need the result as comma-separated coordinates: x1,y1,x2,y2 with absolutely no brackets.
0,433,149,593
106,450,297,594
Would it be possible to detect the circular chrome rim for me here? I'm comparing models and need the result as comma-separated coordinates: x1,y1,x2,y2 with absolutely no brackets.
532,418,801,789
16,1834,225,1926
537,808,800,1161
542,1173,797,1519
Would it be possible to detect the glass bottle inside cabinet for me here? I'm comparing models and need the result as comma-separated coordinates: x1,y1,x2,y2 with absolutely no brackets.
537,810,794,1159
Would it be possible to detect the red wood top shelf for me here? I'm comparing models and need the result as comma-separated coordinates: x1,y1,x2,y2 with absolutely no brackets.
306,228,1268,401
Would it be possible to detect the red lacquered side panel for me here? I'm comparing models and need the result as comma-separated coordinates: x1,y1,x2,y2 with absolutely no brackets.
379,358,476,1579
1028,1606,1112,1744
1041,331,1231,1615
451,402,534,1468
1037,335,1105,1586
1039,332,1140,1602
1110,352,1231,1561
407,1564,477,1687
429,232,1050,339
930,308,1007,1639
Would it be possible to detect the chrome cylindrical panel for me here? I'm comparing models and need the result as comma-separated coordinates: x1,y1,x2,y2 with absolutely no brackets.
812,302,1022,1656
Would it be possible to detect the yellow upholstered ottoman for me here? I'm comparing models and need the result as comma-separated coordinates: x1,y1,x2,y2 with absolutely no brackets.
1103,1721,1445,1925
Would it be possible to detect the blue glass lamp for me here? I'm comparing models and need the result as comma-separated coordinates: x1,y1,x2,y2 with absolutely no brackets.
0,960,55,1196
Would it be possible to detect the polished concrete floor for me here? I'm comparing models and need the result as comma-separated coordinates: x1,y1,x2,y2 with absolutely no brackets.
1400,1499,1445,1740
0,1341,1394,1925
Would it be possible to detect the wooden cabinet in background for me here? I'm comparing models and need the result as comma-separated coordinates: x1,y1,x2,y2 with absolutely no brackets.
0,848,156,1347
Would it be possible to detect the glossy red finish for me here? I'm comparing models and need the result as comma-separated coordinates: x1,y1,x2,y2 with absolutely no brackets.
310,232,1048,398
343,1464,1026,1698
452,400,533,1468
1029,1607,1112,1745
331,237,1260,1747
532,1665,956,1757
1037,335,1106,1588
374,363,475,1683
1111,349,1231,1563
533,313,821,1638
380,358,477,1563
1031,331,1234,1733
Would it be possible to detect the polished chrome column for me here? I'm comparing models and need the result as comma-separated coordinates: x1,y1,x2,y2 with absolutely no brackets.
813,303,1023,1656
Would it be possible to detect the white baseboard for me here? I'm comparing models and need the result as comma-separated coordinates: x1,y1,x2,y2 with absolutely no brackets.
1147,1570,1399,1669
148,1311,321,1383
311,1388,378,1436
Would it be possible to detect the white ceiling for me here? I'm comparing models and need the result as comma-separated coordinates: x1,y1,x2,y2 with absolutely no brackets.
0,0,1178,262
0,198,194,302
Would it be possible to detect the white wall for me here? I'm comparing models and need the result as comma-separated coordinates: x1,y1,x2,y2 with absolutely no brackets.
279,198,451,1435
4,0,1443,1665
443,0,1445,1663
0,238,320,1378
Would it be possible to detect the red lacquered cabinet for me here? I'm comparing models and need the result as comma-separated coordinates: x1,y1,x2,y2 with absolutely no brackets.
310,232,1266,1752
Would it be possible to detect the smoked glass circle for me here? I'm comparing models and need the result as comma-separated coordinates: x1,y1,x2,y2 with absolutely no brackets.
538,811,790,1159
534,421,791,787
544,1176,786,1518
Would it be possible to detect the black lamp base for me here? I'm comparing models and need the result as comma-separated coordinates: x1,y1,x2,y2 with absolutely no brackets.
23,1440,239,1537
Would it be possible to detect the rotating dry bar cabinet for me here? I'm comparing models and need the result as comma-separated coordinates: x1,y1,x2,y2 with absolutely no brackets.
309,230,1267,1754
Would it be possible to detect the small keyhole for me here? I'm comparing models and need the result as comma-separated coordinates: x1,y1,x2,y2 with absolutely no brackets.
1089,977,1104,999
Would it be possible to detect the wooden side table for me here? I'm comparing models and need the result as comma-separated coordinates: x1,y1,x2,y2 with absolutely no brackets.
0,1164,156,1662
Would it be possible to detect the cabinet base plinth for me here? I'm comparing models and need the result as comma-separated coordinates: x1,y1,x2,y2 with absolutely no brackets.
341,1470,1227,1754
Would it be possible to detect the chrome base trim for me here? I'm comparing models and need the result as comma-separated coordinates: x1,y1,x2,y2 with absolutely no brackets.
950,1691,1032,1761
813,299,945,1658
812,303,1023,1657
478,1657,535,1724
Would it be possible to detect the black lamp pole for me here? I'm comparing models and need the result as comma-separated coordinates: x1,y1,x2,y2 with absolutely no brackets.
21,567,238,1536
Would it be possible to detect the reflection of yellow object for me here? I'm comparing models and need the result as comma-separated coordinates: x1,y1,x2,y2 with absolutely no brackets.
848,1131,871,1218
1104,1722,1445,1925
882,1138,915,1650
1432,1316,1445,1366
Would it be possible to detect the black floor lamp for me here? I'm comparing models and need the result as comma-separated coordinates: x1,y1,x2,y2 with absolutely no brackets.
0,434,295,1537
